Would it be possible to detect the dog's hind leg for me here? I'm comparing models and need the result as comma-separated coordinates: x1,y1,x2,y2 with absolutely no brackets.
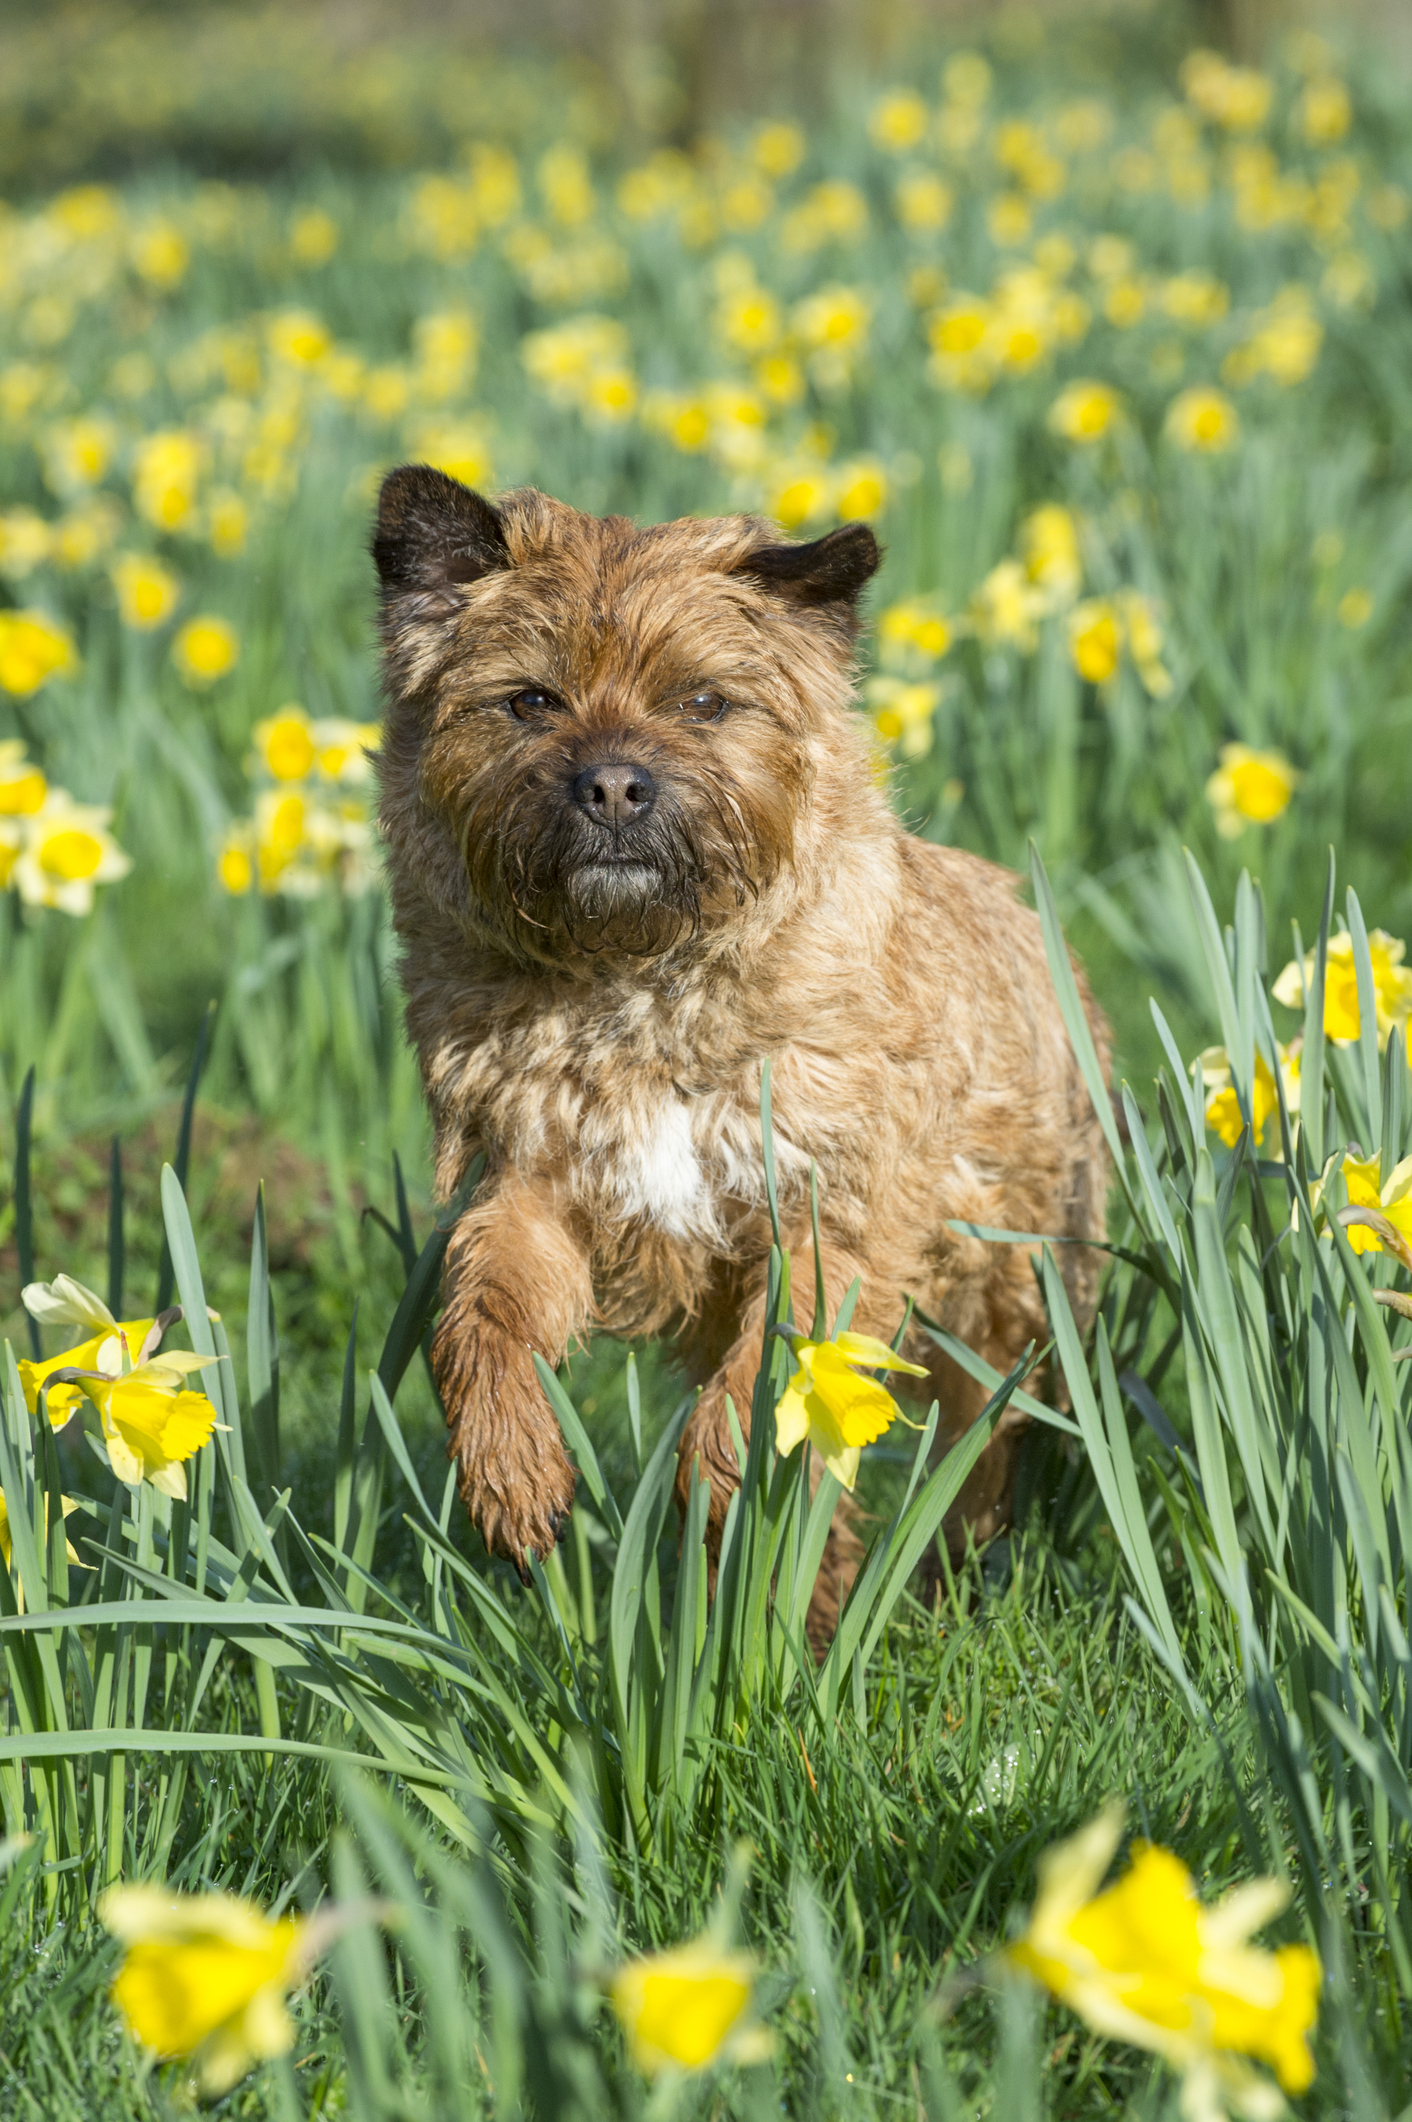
677,1232,877,1650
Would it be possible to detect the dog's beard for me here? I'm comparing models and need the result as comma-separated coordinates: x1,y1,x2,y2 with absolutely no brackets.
465,770,766,960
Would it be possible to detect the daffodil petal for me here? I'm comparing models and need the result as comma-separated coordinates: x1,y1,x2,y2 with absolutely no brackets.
821,1443,862,1490
774,1380,811,1457
833,1329,930,1377
23,1275,115,1331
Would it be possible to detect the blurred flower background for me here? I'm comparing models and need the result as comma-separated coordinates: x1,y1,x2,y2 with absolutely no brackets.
2,0,1411,1179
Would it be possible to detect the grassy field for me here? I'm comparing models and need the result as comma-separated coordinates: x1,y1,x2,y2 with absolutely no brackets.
3,8,1412,2116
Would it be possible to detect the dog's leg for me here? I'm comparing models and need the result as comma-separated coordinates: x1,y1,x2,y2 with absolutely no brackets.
678,1236,875,1649
433,1173,592,1578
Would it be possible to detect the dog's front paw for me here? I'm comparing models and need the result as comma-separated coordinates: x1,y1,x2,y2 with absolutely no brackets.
434,1315,577,1578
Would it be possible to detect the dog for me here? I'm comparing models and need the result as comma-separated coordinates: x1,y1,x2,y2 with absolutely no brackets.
372,466,1111,1635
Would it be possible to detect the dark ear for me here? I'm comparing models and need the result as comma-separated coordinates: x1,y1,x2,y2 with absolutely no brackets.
372,464,510,600
734,521,881,617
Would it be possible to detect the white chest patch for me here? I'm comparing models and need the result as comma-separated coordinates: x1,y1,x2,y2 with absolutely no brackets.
619,1095,713,1240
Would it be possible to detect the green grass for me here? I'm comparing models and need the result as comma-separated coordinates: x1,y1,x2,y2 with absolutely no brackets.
4,10,1412,2117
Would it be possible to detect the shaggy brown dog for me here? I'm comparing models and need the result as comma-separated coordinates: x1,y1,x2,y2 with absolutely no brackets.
372,466,1111,1634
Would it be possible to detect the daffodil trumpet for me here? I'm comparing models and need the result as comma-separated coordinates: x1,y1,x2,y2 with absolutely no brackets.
41,1327,226,1500
102,1885,393,2095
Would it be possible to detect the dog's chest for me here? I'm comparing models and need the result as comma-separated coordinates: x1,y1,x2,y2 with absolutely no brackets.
463,995,791,1242
610,1095,710,1238
573,1084,744,1242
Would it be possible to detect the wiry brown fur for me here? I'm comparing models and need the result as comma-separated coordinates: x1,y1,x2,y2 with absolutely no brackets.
372,467,1111,1637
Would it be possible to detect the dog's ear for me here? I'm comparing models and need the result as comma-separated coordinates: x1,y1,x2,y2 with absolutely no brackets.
733,521,880,622
372,465,510,605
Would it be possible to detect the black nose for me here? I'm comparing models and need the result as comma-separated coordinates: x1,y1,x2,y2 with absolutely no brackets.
572,760,657,830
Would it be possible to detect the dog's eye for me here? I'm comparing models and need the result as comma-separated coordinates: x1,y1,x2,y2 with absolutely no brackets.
507,688,556,720
678,691,727,723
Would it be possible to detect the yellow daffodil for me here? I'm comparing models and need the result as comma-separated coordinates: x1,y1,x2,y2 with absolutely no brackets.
782,179,868,255
207,490,249,557
0,740,46,817
1181,51,1274,133
1205,745,1298,837
610,1934,771,2076
878,598,953,663
774,1330,927,1490
1298,77,1351,146
11,791,131,916
866,676,942,758
0,1484,85,1606
132,429,203,531
1165,386,1240,454
793,285,873,389
215,823,255,895
1049,379,1122,442
1337,587,1373,630
254,788,309,890
102,1886,328,2096
42,415,117,492
253,705,317,782
410,416,498,482
1162,273,1229,328
172,616,239,687
17,1274,158,1425
49,183,119,239
1322,1151,1412,1261
522,315,630,407
715,283,781,356
1115,592,1172,698
926,294,993,392
1201,1045,1300,1151
1069,599,1121,683
0,508,53,578
869,90,929,154
1020,503,1083,605
1008,1804,1319,2122
63,1351,220,1499
313,718,380,785
751,120,803,178
1272,929,1412,1049
971,558,1046,651
410,309,479,402
112,553,181,629
0,610,78,696
267,309,330,366
835,458,888,519
133,222,190,289
765,461,833,532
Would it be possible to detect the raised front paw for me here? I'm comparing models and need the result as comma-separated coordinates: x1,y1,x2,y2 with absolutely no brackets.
433,1315,577,1581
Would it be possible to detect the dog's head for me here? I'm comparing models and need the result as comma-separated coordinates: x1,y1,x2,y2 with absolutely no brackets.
372,468,879,966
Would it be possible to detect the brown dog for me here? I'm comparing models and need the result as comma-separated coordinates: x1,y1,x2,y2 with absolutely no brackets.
372,467,1111,1629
